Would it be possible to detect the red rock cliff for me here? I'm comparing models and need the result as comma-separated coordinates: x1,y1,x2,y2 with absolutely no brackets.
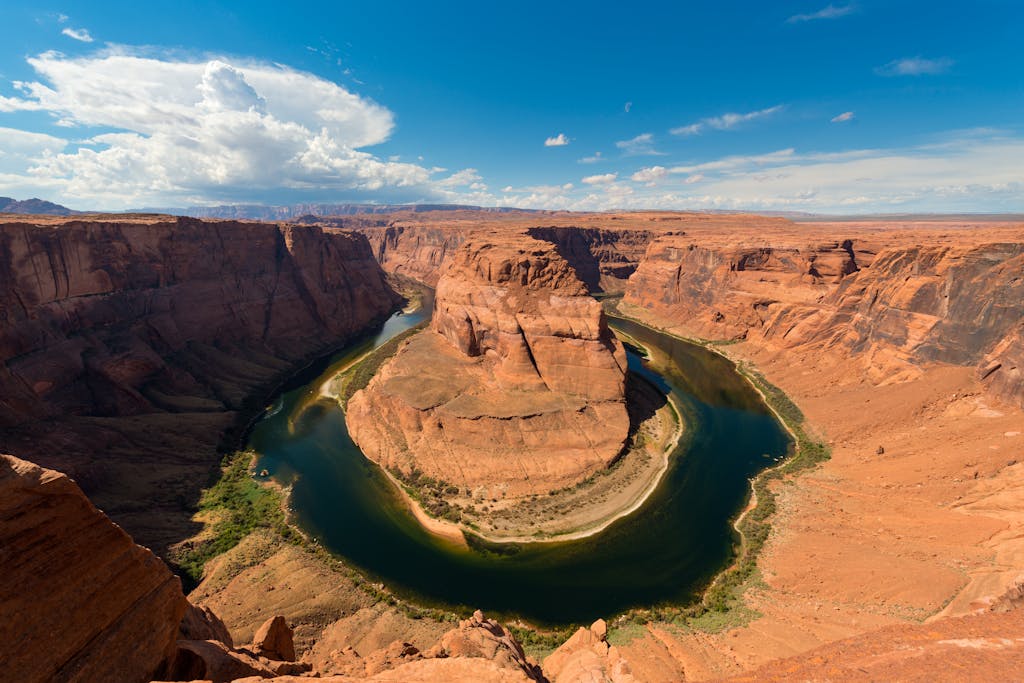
347,233,629,497
623,234,1024,399
0,216,400,554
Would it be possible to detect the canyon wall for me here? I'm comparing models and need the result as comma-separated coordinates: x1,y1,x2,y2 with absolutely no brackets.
355,223,658,292
356,224,472,285
623,234,1024,402
0,216,400,553
524,226,654,292
347,233,629,497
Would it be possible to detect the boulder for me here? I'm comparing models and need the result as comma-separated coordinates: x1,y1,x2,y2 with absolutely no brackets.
250,615,296,662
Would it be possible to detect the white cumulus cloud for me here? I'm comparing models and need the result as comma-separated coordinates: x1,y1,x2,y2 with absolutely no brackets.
630,166,667,183
544,133,570,147
582,172,617,185
0,48,482,207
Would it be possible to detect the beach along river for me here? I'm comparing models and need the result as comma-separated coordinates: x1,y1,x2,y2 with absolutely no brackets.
251,297,791,626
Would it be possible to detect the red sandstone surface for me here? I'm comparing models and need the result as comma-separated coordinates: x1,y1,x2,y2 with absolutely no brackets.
347,232,629,497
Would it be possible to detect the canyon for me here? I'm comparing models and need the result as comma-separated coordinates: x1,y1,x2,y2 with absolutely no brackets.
0,215,399,556
2,210,1023,682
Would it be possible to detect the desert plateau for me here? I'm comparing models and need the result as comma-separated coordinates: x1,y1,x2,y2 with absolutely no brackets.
2,2,1023,681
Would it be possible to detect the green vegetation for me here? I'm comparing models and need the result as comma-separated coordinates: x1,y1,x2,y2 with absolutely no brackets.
509,623,578,660
172,449,299,584
391,466,469,524
336,320,428,408
172,450,463,627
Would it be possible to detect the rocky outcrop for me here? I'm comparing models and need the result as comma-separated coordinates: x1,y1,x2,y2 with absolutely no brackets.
347,233,629,497
300,610,542,682
543,619,636,683
251,616,296,662
978,322,1024,409
0,453,187,683
0,216,400,555
180,604,234,648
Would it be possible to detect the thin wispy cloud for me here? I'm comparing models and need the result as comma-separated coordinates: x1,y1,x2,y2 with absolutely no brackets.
786,3,856,23
61,27,93,42
876,56,954,76
670,105,784,136
624,101,632,113
831,111,855,123
578,151,604,164
544,133,570,147
615,133,664,156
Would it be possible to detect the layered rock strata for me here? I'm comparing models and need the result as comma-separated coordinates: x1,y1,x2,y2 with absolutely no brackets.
0,453,187,683
0,216,400,554
347,233,629,496
624,235,1024,400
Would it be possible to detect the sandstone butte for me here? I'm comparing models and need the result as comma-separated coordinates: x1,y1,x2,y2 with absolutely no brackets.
346,231,630,498
2,211,1024,682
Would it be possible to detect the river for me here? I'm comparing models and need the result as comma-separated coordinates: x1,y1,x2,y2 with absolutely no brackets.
251,296,791,626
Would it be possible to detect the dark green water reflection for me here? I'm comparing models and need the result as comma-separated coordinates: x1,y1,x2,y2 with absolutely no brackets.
251,301,790,626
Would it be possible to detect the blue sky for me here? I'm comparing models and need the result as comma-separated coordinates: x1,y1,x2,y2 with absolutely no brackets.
0,1,1021,212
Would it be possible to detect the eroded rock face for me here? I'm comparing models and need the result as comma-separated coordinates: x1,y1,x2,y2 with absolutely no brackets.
251,615,296,662
357,224,473,285
347,233,629,496
979,323,1024,408
524,226,655,292
0,453,187,683
0,216,400,555
624,235,1024,401
623,236,865,340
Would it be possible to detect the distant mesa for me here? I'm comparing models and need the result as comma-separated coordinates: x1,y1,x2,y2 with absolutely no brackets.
0,196,76,215
346,231,630,499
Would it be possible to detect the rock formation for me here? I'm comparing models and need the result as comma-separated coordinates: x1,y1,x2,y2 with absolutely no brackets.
525,226,654,292
0,453,187,683
356,223,473,285
347,232,629,497
0,215,400,554
624,234,1024,402
623,236,867,340
980,322,1024,408
251,616,297,662
543,618,636,682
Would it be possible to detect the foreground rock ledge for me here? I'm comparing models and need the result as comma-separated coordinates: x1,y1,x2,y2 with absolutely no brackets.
347,232,630,498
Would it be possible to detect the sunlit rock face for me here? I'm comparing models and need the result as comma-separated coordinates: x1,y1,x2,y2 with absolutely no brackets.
347,232,629,497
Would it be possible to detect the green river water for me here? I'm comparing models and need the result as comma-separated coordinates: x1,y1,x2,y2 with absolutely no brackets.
251,295,790,626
